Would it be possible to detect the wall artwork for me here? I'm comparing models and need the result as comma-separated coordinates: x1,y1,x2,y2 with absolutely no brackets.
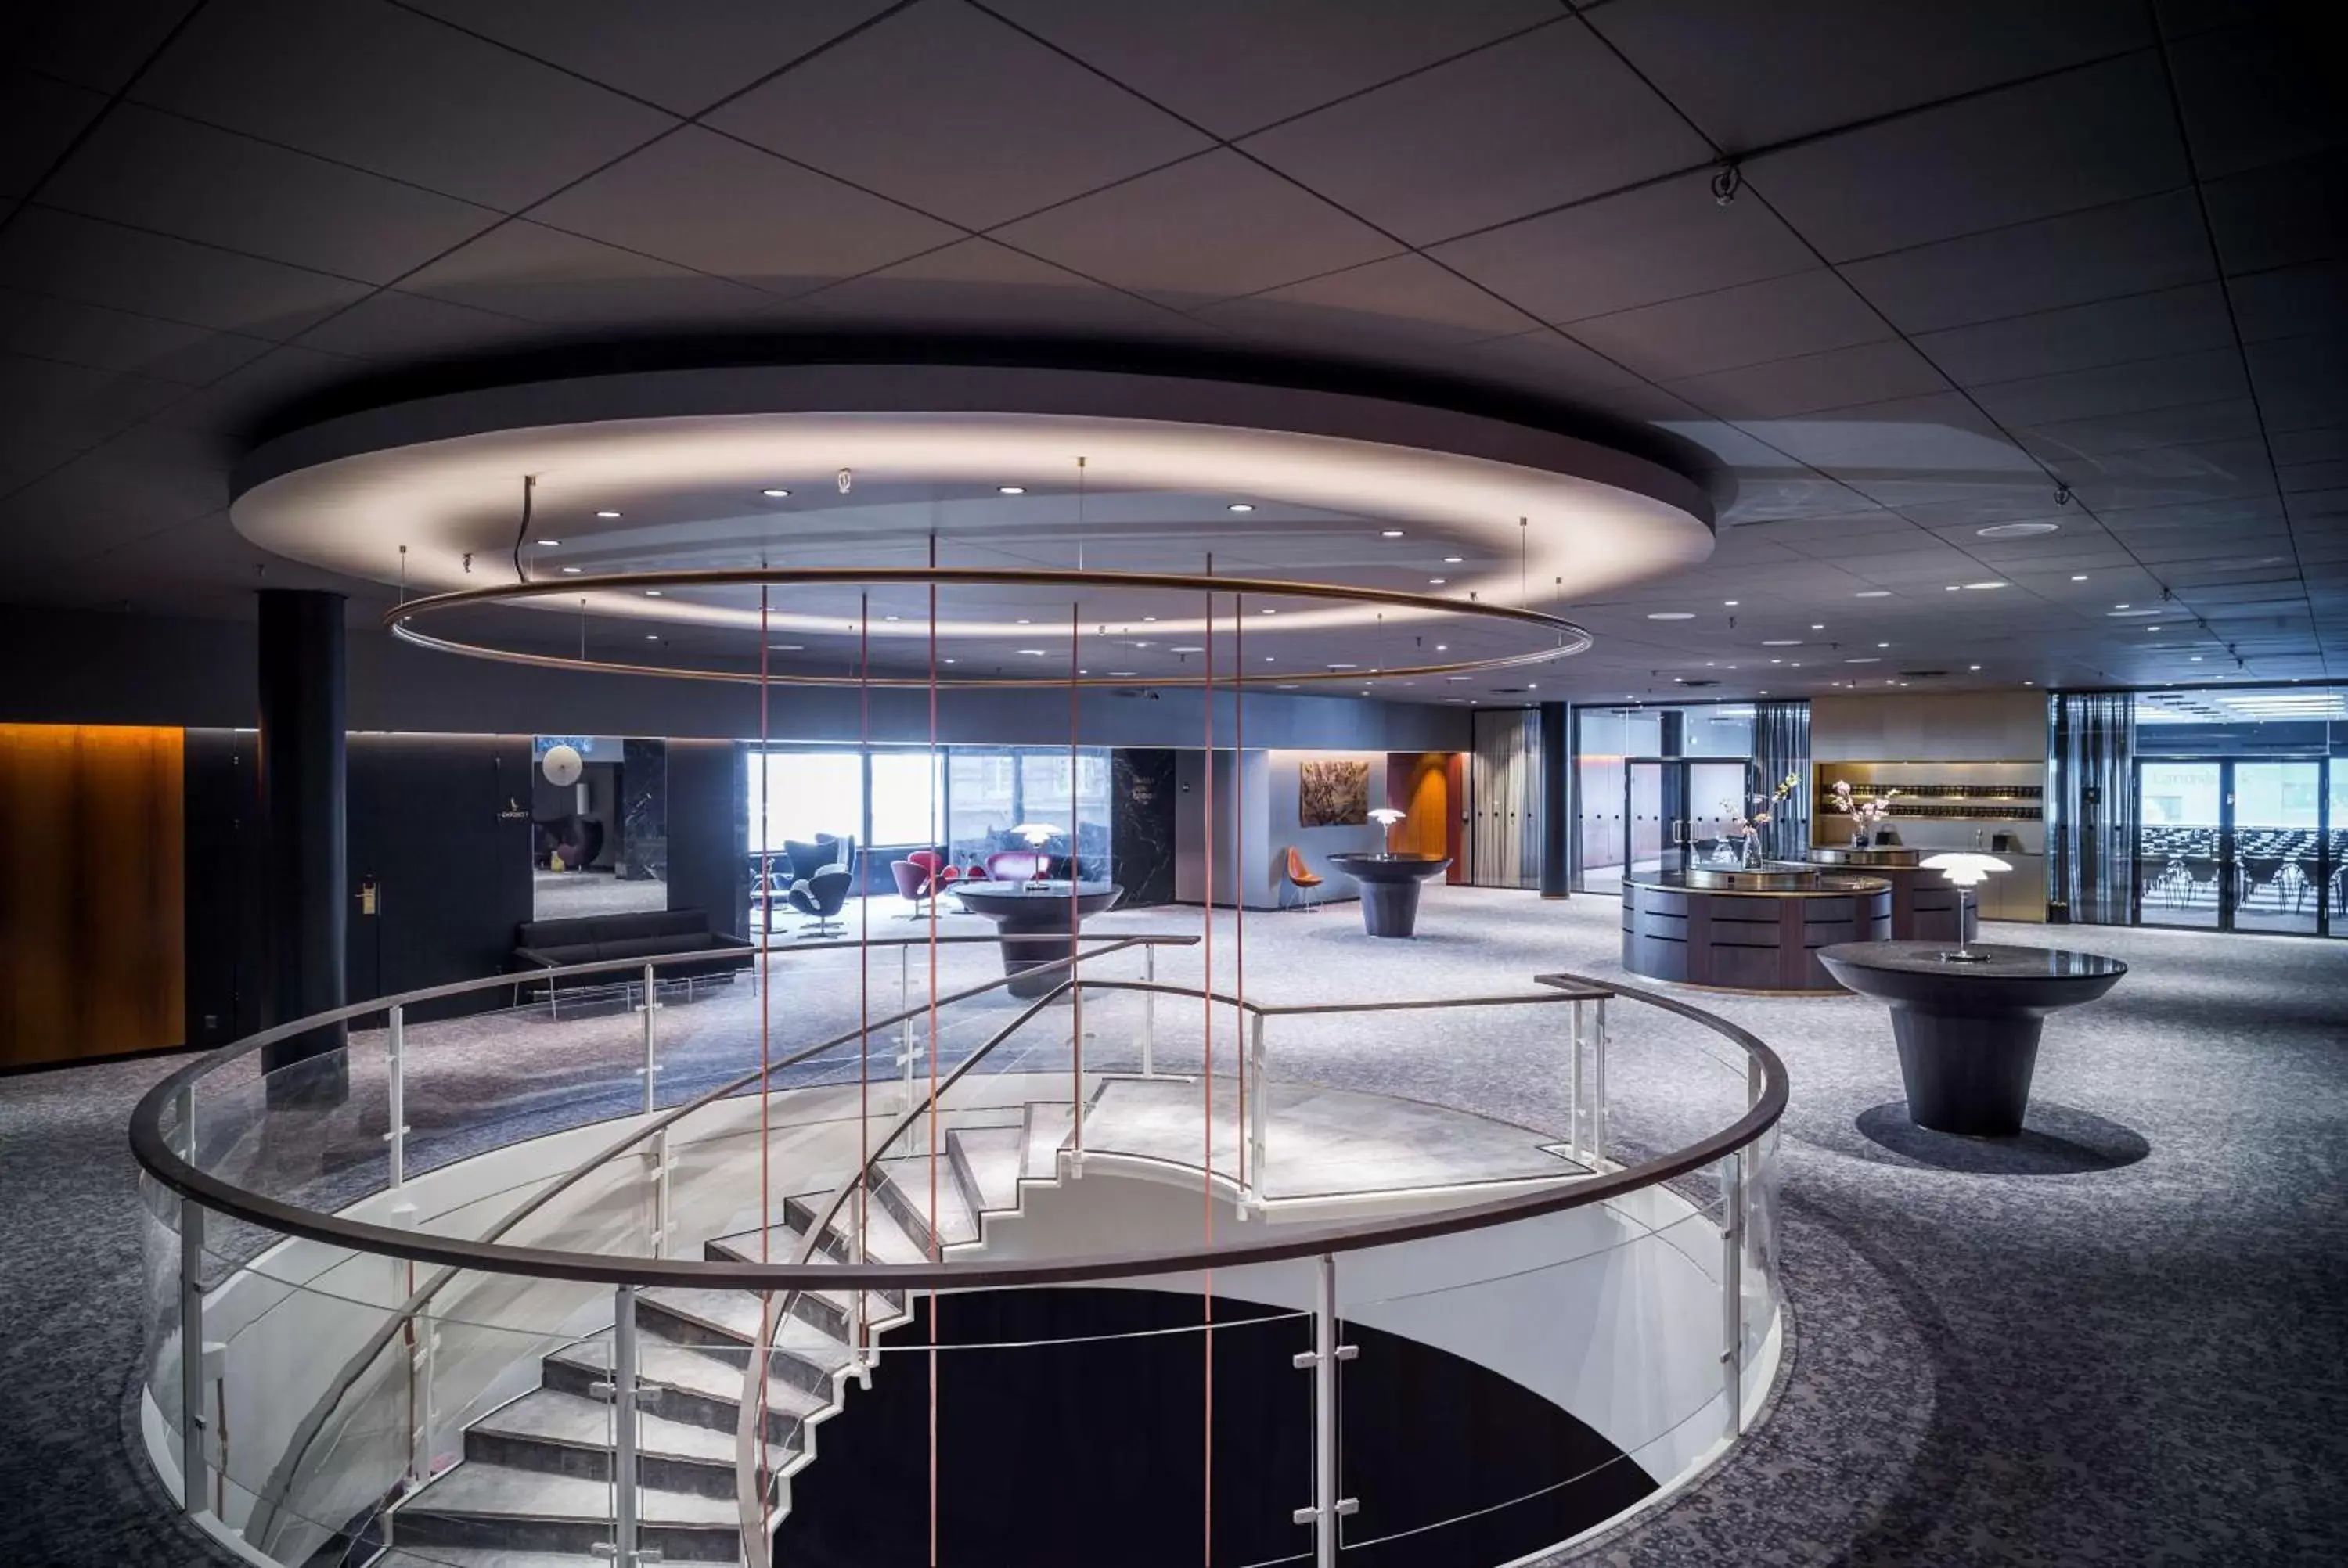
1298,758,1370,828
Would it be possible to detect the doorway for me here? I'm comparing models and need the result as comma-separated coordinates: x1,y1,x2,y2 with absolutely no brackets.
2135,757,2333,934
1625,758,1752,878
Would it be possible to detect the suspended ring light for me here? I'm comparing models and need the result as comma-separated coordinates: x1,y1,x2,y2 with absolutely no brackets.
385,565,1593,690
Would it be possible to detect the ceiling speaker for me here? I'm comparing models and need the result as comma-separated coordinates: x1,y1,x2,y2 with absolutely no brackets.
541,743,583,787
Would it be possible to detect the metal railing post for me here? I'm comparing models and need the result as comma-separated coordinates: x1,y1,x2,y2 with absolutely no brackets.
611,1284,640,1564
1069,976,1086,1178
1720,1149,1745,1441
1569,998,1584,1163
178,1196,208,1517
1248,1011,1269,1212
1142,943,1157,1076
1292,1253,1356,1564
640,967,669,1257
384,1005,408,1190
1593,995,1609,1167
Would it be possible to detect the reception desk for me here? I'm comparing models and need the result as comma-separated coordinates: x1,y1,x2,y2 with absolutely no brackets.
1622,866,1892,994
1809,847,1976,943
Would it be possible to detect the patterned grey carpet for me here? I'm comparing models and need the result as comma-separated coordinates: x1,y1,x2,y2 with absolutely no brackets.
4,887,2345,1565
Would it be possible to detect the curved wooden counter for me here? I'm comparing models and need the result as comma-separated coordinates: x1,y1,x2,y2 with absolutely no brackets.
1806,850,1977,943
1622,869,1892,994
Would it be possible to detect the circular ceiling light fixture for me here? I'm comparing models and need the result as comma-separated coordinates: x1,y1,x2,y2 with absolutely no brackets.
535,538,560,546
1761,638,1802,646
1227,502,1254,512
1964,581,2008,590
1976,521,2060,539
998,485,1025,494
2108,607,2159,618
762,488,790,498
392,566,1591,689
596,510,621,519
1854,590,1891,598
1379,529,1404,538
1646,611,1694,620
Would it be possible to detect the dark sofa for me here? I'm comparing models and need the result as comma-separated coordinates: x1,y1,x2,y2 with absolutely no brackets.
513,908,751,1014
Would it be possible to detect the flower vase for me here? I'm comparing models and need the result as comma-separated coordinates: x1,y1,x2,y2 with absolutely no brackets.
1741,834,1760,869
1852,829,1869,851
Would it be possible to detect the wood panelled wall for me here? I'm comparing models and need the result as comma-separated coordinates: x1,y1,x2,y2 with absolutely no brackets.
0,725,185,1067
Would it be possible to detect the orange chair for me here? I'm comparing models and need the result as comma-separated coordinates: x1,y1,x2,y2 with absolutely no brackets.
1283,847,1324,912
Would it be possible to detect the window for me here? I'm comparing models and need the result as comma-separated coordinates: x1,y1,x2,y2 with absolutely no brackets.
870,750,943,846
749,749,860,851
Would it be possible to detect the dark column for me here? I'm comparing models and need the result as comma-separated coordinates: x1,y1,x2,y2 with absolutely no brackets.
257,589,348,1099
1539,701,1568,899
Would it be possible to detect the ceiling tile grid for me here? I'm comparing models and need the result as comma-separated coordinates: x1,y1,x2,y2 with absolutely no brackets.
0,0,2330,692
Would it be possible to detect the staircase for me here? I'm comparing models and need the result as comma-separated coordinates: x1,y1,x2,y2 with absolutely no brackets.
376,1109,1061,1566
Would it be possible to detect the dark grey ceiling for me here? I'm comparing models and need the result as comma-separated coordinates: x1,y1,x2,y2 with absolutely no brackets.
1,0,2342,704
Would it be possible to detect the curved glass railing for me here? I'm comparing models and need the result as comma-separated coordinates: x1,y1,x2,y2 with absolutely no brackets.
131,933,1784,1568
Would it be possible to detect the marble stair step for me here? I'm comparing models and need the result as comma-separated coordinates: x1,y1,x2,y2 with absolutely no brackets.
546,1332,828,1440
720,1196,928,1268
1022,1101,1074,1181
466,1386,790,1480
872,1154,978,1253
391,1460,742,1562
947,1124,1028,1215
374,1548,727,1568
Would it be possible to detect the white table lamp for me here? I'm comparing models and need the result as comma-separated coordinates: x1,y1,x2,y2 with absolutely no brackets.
1921,852,2008,962
1010,822,1062,886
1367,806,1405,844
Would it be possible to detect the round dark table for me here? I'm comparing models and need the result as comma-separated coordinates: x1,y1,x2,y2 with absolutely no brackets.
949,880,1123,998
1818,941,2127,1136
1325,853,1452,937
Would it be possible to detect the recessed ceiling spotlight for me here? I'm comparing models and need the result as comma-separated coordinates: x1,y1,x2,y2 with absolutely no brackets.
2024,680,2035,685
1379,529,1403,538
1428,577,1447,585
1647,611,1694,620
771,643,804,652
644,589,661,597
1278,684,1299,690
1762,638,1802,646
1442,556,1464,565
2109,607,2159,617
1435,644,1448,652
761,488,790,498
1810,624,1824,630
2115,603,2130,610
2072,574,2089,581
535,538,560,547
1261,607,1277,615
1855,590,1891,598
644,633,658,641
1964,581,2008,591
1228,502,1254,512
1771,658,1782,664
1977,521,2060,539
1143,616,1158,623
560,566,582,574
1328,663,1359,670
942,657,957,664
1446,675,1471,682
1946,584,1962,592
1847,657,1880,664
1111,671,1136,678
998,485,1025,495
1172,646,1205,653
1018,649,1048,656
884,614,900,622
1527,682,1538,689
1723,599,1739,606
596,510,621,519
1017,618,1032,625
1264,656,1275,663
2190,656,2203,662
1970,664,1982,671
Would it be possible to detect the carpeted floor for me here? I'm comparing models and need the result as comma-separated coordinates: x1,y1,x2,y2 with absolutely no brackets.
4,887,2346,1565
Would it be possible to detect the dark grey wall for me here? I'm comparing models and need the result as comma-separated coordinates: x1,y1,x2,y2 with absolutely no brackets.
665,739,747,940
344,732,535,1020
0,607,1472,751
1110,748,1176,907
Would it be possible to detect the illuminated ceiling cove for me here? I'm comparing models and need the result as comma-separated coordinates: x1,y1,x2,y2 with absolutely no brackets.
230,365,1712,673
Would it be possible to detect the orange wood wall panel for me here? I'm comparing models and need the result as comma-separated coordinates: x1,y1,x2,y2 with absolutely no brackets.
0,725,185,1067
1385,752,1457,871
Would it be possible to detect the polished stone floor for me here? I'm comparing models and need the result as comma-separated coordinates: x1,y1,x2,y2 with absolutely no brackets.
4,887,2345,1565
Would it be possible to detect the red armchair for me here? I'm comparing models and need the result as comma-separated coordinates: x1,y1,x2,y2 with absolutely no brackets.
890,849,961,917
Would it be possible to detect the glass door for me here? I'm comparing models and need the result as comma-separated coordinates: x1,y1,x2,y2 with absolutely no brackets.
2233,761,2321,935
1626,761,1667,879
1687,761,1752,868
2331,762,2347,940
2135,761,2224,928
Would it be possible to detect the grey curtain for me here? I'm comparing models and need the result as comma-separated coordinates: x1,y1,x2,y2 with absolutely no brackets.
1471,708,1543,887
1751,699,1811,862
2050,692,2135,924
